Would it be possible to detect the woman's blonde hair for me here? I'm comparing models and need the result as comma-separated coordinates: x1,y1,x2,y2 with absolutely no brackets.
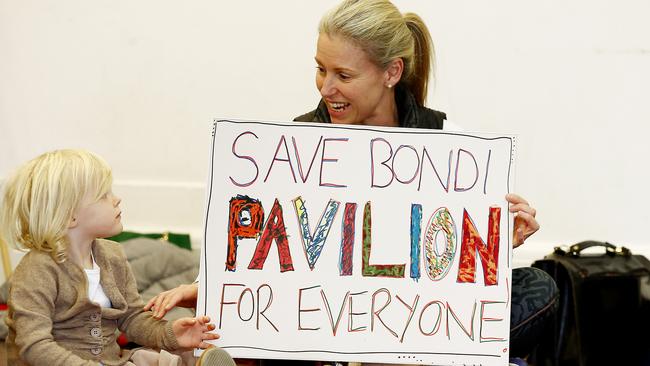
319,0,435,106
0,149,112,263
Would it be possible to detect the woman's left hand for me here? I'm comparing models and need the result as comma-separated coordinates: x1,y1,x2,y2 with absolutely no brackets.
506,193,539,248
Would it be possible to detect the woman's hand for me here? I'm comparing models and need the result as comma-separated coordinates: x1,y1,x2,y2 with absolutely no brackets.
506,193,539,248
144,282,199,319
172,315,220,349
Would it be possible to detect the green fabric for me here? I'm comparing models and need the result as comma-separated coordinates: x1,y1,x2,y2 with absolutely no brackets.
108,231,192,250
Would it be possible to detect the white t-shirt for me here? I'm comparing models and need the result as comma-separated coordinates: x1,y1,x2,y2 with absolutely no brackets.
85,253,112,308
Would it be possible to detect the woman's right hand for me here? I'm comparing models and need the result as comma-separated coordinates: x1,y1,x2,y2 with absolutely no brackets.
144,282,199,319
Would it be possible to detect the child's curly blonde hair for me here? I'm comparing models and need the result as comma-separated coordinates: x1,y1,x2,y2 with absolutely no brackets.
1,149,112,263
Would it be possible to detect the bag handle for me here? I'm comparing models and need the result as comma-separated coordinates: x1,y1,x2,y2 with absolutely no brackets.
566,240,630,257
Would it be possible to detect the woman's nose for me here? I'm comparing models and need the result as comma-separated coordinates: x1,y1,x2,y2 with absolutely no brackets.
320,76,336,97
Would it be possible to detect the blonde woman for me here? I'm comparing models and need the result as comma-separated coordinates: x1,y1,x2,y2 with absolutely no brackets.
294,1,556,362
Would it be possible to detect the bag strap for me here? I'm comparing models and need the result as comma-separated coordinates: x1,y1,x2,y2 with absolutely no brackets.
561,240,630,257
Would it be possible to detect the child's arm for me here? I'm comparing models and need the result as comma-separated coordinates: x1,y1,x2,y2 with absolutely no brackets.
8,256,100,366
108,241,219,350
172,315,220,348
111,242,182,349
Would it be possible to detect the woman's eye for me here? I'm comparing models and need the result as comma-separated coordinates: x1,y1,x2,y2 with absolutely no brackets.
339,73,351,81
316,66,325,74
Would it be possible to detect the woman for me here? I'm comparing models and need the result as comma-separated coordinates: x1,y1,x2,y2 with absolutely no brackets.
295,1,556,360
294,0,445,130
147,0,558,363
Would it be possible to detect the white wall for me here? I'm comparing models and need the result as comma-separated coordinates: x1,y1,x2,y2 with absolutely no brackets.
1,0,649,279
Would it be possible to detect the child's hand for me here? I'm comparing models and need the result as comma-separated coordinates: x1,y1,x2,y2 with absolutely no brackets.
172,315,220,349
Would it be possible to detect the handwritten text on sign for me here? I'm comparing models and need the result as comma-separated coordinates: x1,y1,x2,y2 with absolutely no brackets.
198,120,515,365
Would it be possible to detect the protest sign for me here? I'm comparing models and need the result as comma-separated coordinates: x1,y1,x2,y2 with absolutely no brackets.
197,119,515,365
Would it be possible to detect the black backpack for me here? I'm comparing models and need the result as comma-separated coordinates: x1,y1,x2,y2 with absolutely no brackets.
531,241,650,366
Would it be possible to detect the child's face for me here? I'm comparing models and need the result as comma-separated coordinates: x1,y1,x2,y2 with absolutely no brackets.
73,189,123,240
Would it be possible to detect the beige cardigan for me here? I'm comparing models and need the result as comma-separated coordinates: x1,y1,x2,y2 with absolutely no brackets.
6,239,180,366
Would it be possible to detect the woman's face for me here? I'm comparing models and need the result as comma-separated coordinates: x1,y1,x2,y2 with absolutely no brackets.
315,33,396,126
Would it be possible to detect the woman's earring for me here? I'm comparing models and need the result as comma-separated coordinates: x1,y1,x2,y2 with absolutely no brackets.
387,84,392,89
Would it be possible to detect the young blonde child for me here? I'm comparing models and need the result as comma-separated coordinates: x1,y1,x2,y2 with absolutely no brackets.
0,149,224,366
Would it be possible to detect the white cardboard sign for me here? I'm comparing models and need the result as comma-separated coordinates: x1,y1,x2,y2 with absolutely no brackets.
197,119,515,365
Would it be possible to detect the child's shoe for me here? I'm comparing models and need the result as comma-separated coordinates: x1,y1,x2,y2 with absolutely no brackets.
196,347,236,366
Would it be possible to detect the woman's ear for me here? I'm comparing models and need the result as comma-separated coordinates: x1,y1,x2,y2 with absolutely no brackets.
384,58,404,88
68,216,78,229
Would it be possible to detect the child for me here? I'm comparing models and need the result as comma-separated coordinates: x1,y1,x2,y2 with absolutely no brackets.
1,149,223,366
